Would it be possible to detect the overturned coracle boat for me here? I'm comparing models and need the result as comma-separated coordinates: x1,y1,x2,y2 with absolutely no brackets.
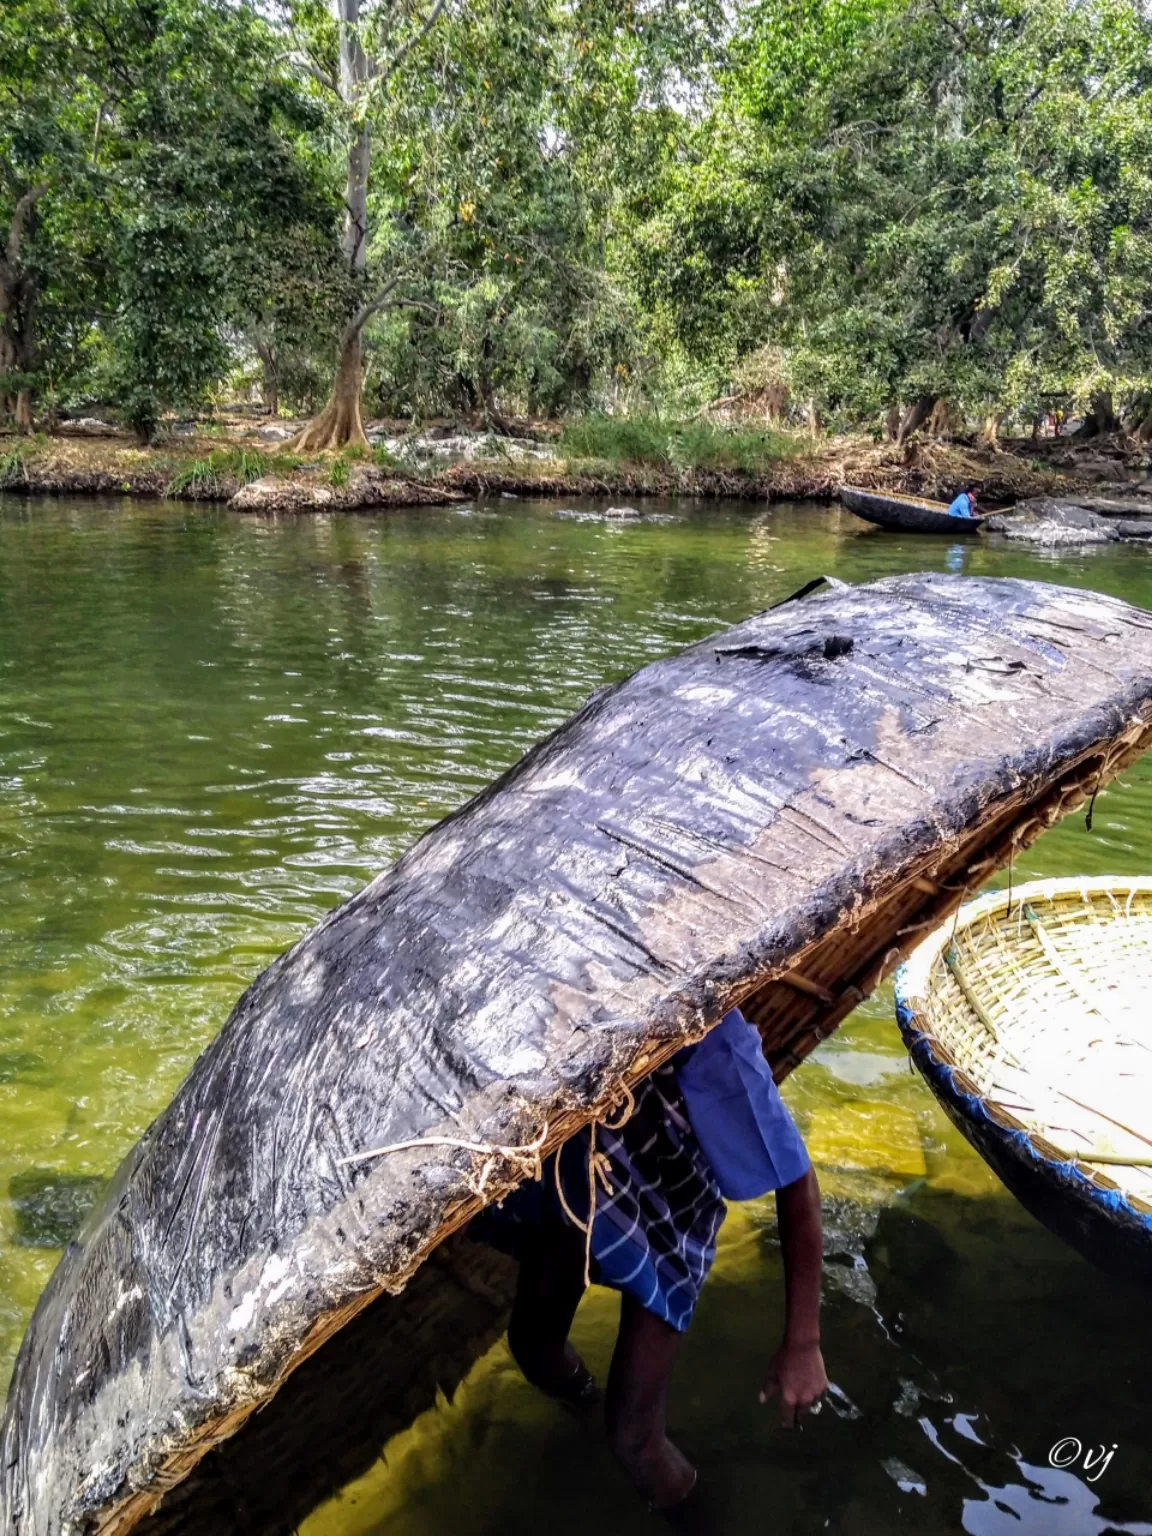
840,485,985,534
896,878,1152,1285
8,574,1152,1535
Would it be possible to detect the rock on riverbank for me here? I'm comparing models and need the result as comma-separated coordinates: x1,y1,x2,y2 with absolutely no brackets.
229,471,462,513
985,497,1152,545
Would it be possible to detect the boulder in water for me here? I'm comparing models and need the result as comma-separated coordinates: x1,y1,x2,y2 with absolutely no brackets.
984,498,1118,545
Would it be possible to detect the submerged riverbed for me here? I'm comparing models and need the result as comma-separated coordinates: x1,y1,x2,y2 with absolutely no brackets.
3,494,1152,1535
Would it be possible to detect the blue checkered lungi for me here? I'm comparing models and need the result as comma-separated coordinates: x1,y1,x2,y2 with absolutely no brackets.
472,1061,726,1332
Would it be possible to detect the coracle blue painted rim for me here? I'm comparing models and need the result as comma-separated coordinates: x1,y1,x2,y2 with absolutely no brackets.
893,958,1152,1237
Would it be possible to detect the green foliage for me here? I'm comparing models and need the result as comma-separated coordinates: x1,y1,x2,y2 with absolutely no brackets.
346,0,654,421
99,0,339,438
618,0,1152,430
328,455,351,488
0,448,28,486
6,0,1148,439
2,0,338,434
559,414,800,473
164,447,281,498
559,414,674,465
164,458,224,499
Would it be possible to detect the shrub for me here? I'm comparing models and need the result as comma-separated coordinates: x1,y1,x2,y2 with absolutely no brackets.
0,447,28,487
558,414,802,474
164,448,286,499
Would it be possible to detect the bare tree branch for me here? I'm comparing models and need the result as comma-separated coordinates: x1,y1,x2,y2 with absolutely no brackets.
340,277,438,346
7,184,48,269
288,22,339,93
374,0,448,88
301,58,339,92
341,276,403,345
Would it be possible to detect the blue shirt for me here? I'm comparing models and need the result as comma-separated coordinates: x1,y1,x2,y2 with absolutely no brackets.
947,492,975,519
673,1008,810,1200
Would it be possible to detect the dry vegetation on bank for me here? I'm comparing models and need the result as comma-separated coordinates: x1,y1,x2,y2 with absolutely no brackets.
1,417,1149,513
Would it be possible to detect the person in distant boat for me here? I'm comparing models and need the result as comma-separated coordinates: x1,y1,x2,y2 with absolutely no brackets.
947,486,979,519
473,1006,827,1512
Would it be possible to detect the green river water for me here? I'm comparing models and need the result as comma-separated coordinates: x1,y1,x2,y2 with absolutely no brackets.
3,493,1152,1535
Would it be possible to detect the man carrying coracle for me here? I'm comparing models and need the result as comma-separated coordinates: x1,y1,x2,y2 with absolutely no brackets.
474,1006,827,1511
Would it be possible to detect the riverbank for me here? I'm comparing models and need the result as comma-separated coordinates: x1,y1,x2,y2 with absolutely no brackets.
2,423,1148,511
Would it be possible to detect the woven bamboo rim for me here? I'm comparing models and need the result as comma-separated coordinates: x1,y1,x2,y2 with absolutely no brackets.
843,485,946,512
899,876,1152,1214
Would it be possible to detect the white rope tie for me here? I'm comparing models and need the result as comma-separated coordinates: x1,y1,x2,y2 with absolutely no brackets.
337,1080,640,1289
336,1124,551,1201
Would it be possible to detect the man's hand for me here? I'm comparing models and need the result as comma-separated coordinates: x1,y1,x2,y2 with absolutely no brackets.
767,1167,826,1427
760,1340,828,1428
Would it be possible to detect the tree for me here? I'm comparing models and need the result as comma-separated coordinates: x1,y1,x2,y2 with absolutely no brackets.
271,0,455,452
0,186,48,430
361,0,656,424
0,0,98,429
91,0,339,440
0,0,337,439
617,0,1152,436
277,0,729,448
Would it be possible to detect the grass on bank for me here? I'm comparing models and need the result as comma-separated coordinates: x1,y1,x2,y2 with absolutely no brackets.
557,414,807,475
164,447,300,497
0,447,27,486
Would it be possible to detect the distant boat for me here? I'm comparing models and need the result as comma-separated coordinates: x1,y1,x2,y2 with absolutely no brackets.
896,878,1152,1286
841,485,985,535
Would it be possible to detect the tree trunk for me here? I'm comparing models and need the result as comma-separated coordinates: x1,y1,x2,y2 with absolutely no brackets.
884,404,901,441
1134,407,1152,445
1,185,47,430
896,394,937,444
1076,390,1118,438
982,410,1006,446
0,311,36,432
290,327,370,454
254,337,279,417
0,324,15,423
343,123,370,273
477,336,516,435
764,380,788,426
927,399,951,438
290,0,372,452
454,371,478,416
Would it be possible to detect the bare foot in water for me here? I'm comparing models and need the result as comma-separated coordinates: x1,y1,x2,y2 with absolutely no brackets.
610,1431,697,1510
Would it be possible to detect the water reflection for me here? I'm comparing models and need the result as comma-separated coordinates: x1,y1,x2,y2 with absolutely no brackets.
945,542,968,573
919,1413,1152,1536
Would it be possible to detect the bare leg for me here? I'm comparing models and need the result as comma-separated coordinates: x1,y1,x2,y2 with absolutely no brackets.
606,1293,696,1508
507,1225,594,1401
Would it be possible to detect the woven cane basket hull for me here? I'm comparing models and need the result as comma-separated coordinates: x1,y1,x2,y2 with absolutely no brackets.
896,878,1152,1285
